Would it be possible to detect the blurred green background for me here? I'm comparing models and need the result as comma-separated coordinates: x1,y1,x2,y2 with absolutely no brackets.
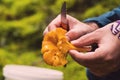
0,0,120,80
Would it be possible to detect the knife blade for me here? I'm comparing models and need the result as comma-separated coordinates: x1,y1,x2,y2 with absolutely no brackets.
61,1,69,31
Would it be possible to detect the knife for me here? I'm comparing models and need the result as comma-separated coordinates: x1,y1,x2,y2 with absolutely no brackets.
61,1,69,31
61,2,97,51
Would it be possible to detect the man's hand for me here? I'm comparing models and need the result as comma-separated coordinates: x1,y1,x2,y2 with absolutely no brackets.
43,15,98,41
69,22,120,77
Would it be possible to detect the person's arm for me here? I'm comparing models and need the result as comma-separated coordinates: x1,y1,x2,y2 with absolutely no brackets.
84,6,120,27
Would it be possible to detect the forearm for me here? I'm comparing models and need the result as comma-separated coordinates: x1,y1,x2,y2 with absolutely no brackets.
84,6,120,27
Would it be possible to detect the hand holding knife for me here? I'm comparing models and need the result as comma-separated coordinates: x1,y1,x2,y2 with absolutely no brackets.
60,1,97,51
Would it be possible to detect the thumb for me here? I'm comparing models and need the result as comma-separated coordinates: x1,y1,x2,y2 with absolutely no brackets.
71,31,99,47
69,49,102,68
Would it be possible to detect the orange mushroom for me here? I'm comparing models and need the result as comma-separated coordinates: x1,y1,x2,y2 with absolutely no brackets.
41,28,91,66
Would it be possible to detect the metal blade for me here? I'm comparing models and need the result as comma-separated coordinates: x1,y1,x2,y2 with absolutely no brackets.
61,1,68,30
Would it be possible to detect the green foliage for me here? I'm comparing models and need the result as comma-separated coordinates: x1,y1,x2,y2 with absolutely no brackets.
0,0,120,80
82,4,109,19
82,0,120,19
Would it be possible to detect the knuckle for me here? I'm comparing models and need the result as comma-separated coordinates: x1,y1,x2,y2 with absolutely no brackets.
67,29,80,40
94,29,102,35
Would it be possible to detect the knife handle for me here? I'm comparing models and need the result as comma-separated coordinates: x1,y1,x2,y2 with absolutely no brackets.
61,22,69,31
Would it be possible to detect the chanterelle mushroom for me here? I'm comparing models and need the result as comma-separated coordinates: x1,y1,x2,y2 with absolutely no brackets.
41,28,91,66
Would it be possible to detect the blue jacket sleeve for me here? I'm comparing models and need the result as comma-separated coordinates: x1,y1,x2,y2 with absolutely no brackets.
84,6,120,27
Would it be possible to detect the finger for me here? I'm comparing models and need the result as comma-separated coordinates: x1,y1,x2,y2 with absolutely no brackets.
69,48,104,67
71,31,100,47
67,15,82,29
47,15,61,31
43,15,62,35
43,27,49,36
66,29,82,41
69,50,95,65
66,27,87,41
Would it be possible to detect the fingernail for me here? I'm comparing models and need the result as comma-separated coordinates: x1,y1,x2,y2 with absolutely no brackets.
71,40,76,44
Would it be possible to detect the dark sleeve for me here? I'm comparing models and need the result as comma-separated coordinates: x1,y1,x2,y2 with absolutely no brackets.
84,6,120,27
